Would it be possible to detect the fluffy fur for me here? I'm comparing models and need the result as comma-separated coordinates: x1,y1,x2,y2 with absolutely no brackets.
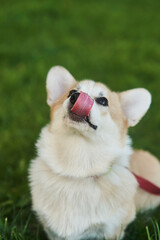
29,66,160,240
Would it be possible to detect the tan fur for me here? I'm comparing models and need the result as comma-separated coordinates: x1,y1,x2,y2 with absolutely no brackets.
108,90,128,144
130,150,160,211
51,83,78,121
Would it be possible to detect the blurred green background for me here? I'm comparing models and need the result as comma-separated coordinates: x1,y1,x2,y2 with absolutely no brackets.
0,0,160,239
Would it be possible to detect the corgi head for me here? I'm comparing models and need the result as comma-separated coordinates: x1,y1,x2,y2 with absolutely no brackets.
39,66,152,178
46,66,151,143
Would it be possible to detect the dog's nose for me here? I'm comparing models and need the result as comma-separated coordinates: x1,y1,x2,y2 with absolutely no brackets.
70,91,94,117
70,92,80,105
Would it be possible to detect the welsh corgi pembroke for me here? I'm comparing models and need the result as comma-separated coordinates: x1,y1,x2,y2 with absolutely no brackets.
29,66,160,240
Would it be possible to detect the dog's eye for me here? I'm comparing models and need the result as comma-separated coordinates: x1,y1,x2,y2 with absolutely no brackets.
96,97,108,106
68,90,77,98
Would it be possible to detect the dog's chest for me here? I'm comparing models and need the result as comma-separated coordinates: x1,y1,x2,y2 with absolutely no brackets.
34,166,136,238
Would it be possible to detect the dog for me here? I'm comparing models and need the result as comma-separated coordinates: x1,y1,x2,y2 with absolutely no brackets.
29,66,160,240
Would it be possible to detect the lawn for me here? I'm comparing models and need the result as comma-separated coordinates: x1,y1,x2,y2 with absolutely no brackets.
0,0,160,239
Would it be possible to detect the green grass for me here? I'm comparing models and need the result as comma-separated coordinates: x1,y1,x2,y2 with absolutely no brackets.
0,0,160,239
146,220,160,240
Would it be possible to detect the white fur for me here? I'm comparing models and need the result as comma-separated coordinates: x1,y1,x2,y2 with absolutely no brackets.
120,88,151,127
29,66,154,240
29,124,137,239
46,66,76,106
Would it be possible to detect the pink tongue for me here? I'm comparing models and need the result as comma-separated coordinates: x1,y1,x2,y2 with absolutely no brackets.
71,91,94,117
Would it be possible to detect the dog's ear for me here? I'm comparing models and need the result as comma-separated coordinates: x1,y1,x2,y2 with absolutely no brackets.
46,66,76,106
119,88,152,127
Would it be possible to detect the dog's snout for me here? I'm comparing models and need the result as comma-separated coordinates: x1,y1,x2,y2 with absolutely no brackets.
70,92,80,105
70,91,94,118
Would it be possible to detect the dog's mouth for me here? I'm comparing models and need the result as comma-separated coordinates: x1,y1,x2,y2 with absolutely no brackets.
67,91,97,130
68,110,97,130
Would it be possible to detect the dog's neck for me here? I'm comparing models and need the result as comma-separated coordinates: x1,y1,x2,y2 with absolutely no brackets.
37,125,132,179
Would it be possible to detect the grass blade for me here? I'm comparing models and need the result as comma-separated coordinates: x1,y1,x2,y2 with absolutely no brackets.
146,226,152,240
